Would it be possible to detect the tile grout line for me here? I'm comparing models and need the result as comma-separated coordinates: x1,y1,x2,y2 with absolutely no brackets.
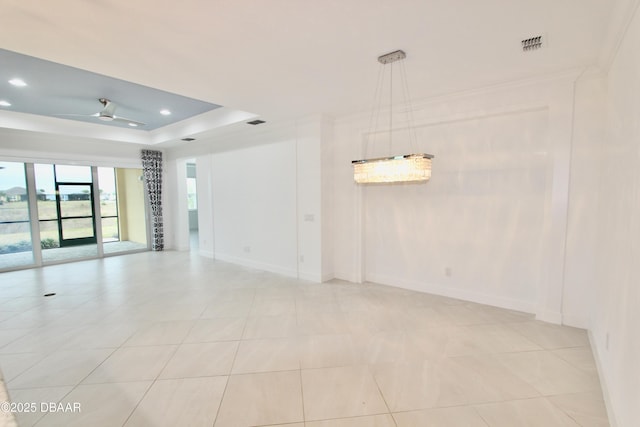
367,363,397,426
79,304,201,426
27,345,120,426
294,292,307,424
545,394,589,426
93,320,172,427
210,287,256,427
119,315,198,427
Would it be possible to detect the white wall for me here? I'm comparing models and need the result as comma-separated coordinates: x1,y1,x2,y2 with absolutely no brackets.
333,74,582,321
364,109,549,312
0,128,145,168
562,73,606,328
165,158,189,251
590,3,640,426
295,118,323,281
167,116,330,281
321,117,335,281
212,139,298,276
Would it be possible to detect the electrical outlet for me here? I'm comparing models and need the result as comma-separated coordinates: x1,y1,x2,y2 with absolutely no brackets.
606,332,609,350
243,246,251,253
445,267,452,277
299,255,304,263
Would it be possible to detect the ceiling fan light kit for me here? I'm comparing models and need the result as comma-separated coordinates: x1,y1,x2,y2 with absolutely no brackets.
97,98,146,126
56,98,147,127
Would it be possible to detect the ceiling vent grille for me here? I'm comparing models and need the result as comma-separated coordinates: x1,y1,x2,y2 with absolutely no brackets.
522,36,543,51
247,119,266,125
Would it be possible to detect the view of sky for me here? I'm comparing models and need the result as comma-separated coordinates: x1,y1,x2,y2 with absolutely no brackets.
0,162,27,190
0,162,117,194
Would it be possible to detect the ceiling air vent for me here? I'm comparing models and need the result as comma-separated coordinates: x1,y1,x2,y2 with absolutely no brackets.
522,35,543,52
247,119,266,125
181,137,195,142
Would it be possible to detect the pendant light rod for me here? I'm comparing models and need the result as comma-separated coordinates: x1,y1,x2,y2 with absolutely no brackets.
389,60,393,154
378,50,406,153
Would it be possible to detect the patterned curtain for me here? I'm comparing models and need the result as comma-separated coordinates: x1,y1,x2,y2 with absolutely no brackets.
141,149,164,251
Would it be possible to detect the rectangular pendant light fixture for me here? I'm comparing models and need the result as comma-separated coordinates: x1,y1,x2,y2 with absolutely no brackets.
352,50,434,184
352,153,433,184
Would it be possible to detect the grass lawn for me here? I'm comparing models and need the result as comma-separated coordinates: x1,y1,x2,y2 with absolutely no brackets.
0,200,119,251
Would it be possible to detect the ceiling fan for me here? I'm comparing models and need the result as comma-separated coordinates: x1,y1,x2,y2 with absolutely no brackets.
57,98,146,127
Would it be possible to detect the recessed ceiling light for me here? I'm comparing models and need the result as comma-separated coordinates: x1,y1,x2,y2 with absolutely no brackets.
160,109,171,116
181,137,196,142
0,100,11,107
128,123,138,127
9,78,27,87
247,119,266,125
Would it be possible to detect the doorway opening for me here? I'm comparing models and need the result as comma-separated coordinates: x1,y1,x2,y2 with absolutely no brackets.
186,162,199,250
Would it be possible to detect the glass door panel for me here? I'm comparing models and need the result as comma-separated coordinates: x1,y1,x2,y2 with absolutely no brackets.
98,167,120,244
101,217,119,242
56,182,96,247
59,185,93,217
54,165,92,182
0,161,34,269
35,163,60,250
61,218,95,240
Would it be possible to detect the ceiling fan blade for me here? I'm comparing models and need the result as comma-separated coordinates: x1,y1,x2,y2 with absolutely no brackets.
112,116,146,126
54,99,144,126
54,113,100,118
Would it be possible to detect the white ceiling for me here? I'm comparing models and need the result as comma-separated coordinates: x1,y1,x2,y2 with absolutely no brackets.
0,0,622,146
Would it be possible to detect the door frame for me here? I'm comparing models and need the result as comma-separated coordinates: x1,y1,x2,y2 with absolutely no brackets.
55,181,97,247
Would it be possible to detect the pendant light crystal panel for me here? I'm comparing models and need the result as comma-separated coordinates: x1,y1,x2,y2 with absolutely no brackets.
352,49,434,184
352,154,433,183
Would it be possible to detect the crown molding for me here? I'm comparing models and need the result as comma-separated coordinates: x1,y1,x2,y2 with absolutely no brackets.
597,0,640,73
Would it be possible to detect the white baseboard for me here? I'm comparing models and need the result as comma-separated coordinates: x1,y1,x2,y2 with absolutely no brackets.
588,329,618,427
321,272,335,282
535,310,563,325
298,272,323,283
561,313,589,329
198,249,214,258
366,273,536,314
214,252,297,279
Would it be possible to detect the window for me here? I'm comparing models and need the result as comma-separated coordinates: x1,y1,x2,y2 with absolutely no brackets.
98,167,119,242
187,177,197,210
0,162,149,270
0,161,33,268
34,163,98,261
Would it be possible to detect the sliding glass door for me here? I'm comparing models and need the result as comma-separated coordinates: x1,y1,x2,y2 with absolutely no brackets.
0,161,34,269
35,164,97,262
1,161,149,271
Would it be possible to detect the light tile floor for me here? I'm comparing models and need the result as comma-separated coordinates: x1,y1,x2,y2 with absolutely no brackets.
0,251,610,426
